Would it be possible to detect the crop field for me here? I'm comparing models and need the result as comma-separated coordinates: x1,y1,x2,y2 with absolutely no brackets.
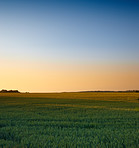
0,92,139,148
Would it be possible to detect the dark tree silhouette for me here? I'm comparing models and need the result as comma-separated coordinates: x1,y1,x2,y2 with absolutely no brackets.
0,89,20,93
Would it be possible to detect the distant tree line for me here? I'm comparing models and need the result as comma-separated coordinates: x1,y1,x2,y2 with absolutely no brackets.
79,90,139,93
0,89,20,93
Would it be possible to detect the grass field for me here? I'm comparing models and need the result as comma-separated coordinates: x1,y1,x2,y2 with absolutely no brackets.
0,92,139,148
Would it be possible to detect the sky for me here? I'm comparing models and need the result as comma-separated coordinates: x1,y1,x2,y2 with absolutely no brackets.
0,0,139,92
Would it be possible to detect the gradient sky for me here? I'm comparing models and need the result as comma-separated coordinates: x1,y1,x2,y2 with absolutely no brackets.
0,0,139,92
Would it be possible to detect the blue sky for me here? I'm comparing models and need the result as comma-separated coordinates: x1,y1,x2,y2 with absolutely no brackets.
0,0,139,63
0,0,139,91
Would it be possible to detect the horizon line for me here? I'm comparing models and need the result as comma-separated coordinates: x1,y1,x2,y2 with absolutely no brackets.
0,89,139,93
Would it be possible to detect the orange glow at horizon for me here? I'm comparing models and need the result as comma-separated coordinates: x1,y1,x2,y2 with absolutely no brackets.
0,59,139,92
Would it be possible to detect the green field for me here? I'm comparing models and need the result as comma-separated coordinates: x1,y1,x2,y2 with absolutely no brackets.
0,92,139,148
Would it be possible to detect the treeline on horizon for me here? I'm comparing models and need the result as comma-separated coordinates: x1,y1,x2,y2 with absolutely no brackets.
79,90,139,93
0,89,20,93
0,89,139,93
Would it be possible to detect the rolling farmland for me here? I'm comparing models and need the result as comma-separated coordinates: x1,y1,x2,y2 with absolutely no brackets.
0,92,139,147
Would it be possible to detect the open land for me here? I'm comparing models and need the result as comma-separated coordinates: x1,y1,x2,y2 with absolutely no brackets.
0,92,139,147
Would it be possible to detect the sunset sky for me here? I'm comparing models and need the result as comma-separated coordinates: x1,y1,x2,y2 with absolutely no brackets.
0,0,139,92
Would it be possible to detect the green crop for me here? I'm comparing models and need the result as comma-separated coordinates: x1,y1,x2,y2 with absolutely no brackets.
0,92,139,148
